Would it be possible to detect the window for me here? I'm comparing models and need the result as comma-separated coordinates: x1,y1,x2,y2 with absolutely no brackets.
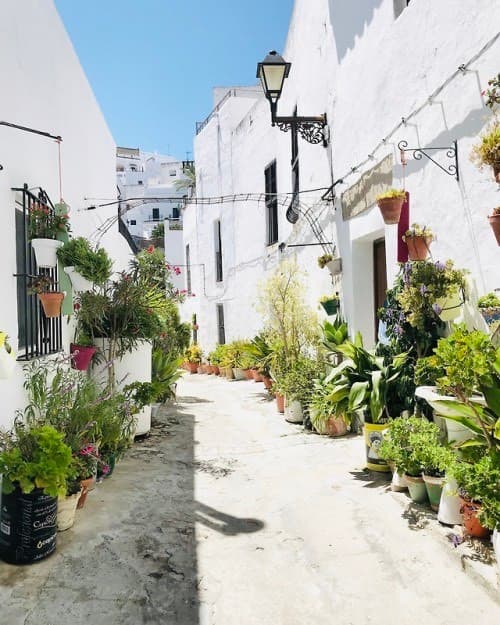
130,219,136,226
138,180,143,185
169,169,177,177
286,107,300,224
130,165,137,172
14,185,62,360
185,244,192,294
264,160,278,245
172,206,180,219
214,220,223,282
216,304,226,345
152,208,160,221
394,0,411,18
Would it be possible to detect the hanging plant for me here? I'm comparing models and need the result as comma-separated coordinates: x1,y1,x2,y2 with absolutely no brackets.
470,120,500,182
402,223,434,261
375,189,406,224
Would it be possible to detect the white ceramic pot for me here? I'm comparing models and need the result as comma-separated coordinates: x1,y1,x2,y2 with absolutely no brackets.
31,238,63,268
437,475,463,526
232,367,246,381
95,339,152,437
57,491,81,531
64,266,93,292
284,400,303,424
435,289,463,322
391,470,408,492
445,419,474,445
151,403,161,419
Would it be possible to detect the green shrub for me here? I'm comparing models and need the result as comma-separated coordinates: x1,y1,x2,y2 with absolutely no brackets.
57,237,112,284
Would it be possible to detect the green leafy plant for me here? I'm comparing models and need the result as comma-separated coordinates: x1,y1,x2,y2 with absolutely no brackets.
0,422,73,496
402,223,434,241
317,253,333,269
151,222,165,240
152,350,182,402
397,260,467,330
185,343,203,364
28,201,70,240
376,188,406,201
470,120,500,169
57,237,112,285
308,374,350,431
483,73,500,111
27,274,56,295
245,334,274,376
319,293,340,304
278,357,322,405
478,292,500,308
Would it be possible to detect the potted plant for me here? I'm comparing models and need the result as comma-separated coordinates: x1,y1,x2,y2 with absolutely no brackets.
317,253,333,269
488,207,500,246
478,292,500,330
184,343,203,374
309,375,349,436
402,224,434,261
470,119,500,182
319,293,340,316
375,188,406,224
28,274,64,318
28,201,70,268
279,357,320,424
57,236,113,291
0,422,73,564
397,260,467,327
0,331,16,379
245,334,274,385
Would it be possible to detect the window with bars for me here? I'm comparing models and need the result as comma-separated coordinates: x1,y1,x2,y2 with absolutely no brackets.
265,160,278,245
214,220,223,282
185,243,192,294
216,304,225,345
14,185,62,360
286,107,300,224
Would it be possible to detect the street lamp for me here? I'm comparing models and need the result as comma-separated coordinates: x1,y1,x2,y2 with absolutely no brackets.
256,50,328,146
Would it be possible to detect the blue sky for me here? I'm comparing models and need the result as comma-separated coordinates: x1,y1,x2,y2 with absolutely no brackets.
55,0,295,160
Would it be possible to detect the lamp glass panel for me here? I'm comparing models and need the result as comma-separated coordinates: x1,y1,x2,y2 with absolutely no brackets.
261,64,287,100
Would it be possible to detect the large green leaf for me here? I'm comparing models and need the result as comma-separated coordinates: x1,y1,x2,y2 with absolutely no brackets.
348,381,369,411
482,385,500,418
369,370,383,423
327,384,350,403
495,417,500,440
432,400,483,435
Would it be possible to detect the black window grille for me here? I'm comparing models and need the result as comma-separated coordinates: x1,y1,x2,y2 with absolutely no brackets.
214,220,223,282
265,160,278,245
185,243,192,294
13,184,62,360
216,304,226,345
286,107,300,224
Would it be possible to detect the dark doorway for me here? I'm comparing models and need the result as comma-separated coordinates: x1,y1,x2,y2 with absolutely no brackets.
373,238,387,341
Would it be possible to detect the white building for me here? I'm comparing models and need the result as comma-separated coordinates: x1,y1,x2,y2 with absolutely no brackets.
182,0,500,351
117,147,190,245
0,1,132,429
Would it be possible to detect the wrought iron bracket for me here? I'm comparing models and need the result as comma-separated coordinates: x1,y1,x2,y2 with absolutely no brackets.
398,139,459,181
274,114,329,147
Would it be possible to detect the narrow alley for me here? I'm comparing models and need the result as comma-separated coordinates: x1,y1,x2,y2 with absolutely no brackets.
0,374,498,625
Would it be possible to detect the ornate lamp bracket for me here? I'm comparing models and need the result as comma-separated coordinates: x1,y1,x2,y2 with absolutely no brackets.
274,114,329,147
398,139,459,181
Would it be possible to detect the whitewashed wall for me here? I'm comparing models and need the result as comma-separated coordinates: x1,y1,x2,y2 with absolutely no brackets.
184,0,500,354
0,0,132,429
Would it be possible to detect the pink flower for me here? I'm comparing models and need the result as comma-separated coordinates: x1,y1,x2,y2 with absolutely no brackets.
191,293,196,297
147,245,155,253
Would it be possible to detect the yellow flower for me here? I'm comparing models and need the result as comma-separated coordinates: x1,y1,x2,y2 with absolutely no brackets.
0,332,6,349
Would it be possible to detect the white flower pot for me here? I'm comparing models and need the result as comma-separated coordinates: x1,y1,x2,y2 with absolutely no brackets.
326,258,342,276
232,367,246,381
64,266,93,292
391,470,408,492
284,400,303,424
31,238,63,268
437,475,463,526
435,289,463,322
0,347,16,379
57,491,81,531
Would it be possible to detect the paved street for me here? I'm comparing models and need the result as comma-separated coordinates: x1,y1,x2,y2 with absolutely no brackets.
0,374,499,625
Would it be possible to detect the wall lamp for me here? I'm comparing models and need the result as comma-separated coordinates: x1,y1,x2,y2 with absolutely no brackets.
256,51,329,147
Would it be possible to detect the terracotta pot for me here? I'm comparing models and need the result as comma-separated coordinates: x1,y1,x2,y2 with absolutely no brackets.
251,369,263,382
244,369,254,380
206,365,214,375
405,235,433,261
493,163,500,183
77,477,95,509
459,496,491,538
488,212,500,246
187,362,198,374
377,196,405,225
70,344,96,371
38,292,64,318
316,415,347,437
262,375,273,390
275,392,285,413
213,365,220,376
197,365,204,374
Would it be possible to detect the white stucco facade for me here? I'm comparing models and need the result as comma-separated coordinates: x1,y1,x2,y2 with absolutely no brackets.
182,0,500,354
117,147,189,243
0,1,132,428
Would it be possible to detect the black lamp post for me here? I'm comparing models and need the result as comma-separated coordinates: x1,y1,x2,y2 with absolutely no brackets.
256,51,328,146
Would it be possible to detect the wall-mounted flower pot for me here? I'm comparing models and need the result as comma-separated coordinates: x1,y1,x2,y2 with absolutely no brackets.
31,238,63,268
70,343,96,371
326,258,342,276
377,197,405,225
38,292,64,318
64,266,93,292
488,212,500,245
435,289,463,322
321,299,340,315
405,236,433,261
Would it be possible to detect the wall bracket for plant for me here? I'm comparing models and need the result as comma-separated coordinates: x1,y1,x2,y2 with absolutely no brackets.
0,121,62,173
398,140,459,181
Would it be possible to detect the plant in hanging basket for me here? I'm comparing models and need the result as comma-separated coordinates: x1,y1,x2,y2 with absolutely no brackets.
478,292,500,330
488,206,500,246
57,237,113,286
470,120,500,182
402,223,434,261
319,293,340,315
375,188,406,225
28,201,70,241
28,275,64,318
